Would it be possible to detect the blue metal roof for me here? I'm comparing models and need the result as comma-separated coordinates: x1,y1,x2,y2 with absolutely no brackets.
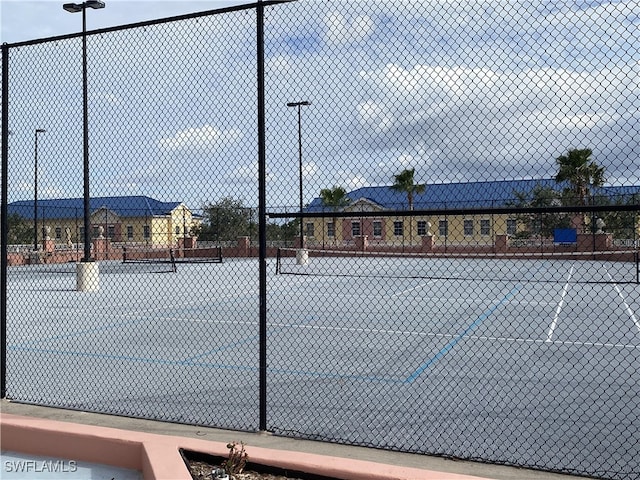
7,196,182,220
305,179,640,212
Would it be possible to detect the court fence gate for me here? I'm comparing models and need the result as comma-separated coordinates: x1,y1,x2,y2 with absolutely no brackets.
1,2,639,479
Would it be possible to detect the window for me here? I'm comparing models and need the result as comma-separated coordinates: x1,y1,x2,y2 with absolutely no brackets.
417,220,427,236
55,227,62,239
92,226,101,239
438,220,448,237
372,221,382,237
507,218,517,235
107,226,115,239
143,225,150,239
351,221,361,237
393,220,403,236
175,226,180,235
480,219,491,236
79,227,85,241
127,226,134,240
305,222,314,237
464,219,474,236
327,222,335,237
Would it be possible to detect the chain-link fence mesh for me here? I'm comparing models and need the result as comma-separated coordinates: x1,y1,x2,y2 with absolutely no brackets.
2,1,639,479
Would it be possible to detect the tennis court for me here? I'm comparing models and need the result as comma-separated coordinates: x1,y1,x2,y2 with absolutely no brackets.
6,255,640,478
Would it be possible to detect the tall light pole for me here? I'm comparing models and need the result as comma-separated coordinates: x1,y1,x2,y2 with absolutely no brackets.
286,101,310,251
64,0,104,291
63,0,105,263
33,129,46,252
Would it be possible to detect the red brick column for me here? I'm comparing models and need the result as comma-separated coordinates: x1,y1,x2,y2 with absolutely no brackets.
354,235,368,251
577,233,612,251
93,238,110,260
43,239,56,254
238,236,250,257
495,234,508,252
422,235,434,251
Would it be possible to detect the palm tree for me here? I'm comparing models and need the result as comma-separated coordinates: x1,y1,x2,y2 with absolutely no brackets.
391,168,426,210
555,148,605,232
319,186,350,245
555,148,605,206
391,168,426,244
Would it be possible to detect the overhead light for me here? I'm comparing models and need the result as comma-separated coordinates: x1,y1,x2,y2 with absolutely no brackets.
86,0,106,9
63,1,105,13
63,3,83,13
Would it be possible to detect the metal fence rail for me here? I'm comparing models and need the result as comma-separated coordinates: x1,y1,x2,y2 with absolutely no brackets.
1,1,639,479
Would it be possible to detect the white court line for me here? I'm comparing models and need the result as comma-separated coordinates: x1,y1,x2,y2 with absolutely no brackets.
154,317,640,350
607,272,640,334
546,265,574,343
391,280,435,297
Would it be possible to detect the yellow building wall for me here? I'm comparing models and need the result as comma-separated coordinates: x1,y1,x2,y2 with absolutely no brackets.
305,213,519,247
41,205,199,248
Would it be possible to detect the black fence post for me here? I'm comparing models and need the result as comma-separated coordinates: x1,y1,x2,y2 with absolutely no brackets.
256,0,268,432
1,42,10,398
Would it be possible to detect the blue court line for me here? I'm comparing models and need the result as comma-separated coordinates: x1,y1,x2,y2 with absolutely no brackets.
184,315,318,362
268,366,403,384
9,345,401,382
404,284,523,384
8,345,256,371
9,317,148,349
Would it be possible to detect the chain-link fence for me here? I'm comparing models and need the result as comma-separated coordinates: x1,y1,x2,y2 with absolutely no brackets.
2,1,639,479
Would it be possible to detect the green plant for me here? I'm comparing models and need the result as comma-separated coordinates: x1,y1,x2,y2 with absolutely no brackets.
223,441,248,477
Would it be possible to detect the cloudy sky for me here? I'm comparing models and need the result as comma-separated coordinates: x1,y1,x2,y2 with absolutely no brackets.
2,0,639,210
0,0,246,43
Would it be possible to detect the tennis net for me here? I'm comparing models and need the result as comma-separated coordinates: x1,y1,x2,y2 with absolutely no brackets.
275,248,639,284
122,246,222,266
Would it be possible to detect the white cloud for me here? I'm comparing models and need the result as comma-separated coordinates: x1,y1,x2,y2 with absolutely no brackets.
302,162,318,178
229,162,274,183
158,125,243,151
324,12,375,45
357,100,394,133
345,175,369,189
266,55,291,72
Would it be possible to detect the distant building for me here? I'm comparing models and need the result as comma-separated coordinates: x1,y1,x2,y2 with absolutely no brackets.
304,179,640,248
7,196,199,248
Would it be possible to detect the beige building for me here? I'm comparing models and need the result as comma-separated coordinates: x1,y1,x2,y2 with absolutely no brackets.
303,179,639,249
8,196,200,248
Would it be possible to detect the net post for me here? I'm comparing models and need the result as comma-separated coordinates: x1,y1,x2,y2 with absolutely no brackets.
122,246,127,263
169,248,177,273
275,248,281,275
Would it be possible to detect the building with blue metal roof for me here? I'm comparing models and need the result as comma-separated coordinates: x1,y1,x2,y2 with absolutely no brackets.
306,179,640,212
7,196,198,248
303,179,639,248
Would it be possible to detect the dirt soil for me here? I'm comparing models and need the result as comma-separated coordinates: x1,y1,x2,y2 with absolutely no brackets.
186,458,306,480
181,450,339,480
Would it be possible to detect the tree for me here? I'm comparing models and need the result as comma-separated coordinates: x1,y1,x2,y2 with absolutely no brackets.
7,213,33,245
391,168,426,210
319,186,350,244
590,192,638,240
194,197,254,242
509,185,570,238
391,168,426,243
555,148,605,206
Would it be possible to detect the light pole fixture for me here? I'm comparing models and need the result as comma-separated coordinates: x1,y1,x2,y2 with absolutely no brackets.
33,129,46,252
64,0,104,291
63,0,105,264
286,101,311,250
